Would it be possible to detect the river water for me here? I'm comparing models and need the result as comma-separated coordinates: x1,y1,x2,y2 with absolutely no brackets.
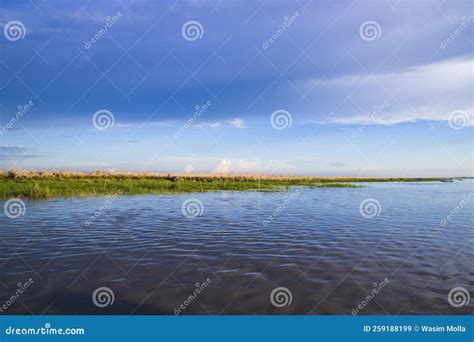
0,180,472,314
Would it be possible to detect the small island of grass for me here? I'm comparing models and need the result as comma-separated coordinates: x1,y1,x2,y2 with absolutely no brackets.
0,171,450,199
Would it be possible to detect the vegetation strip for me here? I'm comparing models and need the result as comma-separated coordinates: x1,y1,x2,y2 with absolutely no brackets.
0,171,449,198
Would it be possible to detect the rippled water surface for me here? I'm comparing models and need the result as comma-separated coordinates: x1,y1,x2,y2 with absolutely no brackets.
1,181,473,315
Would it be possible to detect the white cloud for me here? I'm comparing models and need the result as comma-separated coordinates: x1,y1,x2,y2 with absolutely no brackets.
228,118,247,128
236,159,259,171
114,123,133,129
0,145,45,160
213,159,232,173
212,158,294,174
183,163,194,173
196,121,221,128
303,57,473,125
327,109,474,126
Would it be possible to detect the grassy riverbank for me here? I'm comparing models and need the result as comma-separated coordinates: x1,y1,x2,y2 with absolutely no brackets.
0,171,448,198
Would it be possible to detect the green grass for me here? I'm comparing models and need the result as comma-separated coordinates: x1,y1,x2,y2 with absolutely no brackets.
0,171,449,199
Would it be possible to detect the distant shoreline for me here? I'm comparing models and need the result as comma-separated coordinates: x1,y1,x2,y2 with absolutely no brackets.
0,170,457,199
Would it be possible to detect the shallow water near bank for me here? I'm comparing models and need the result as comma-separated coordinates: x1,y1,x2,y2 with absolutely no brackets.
0,181,473,315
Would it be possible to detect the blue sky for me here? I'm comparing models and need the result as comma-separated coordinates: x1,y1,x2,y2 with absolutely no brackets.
0,0,472,176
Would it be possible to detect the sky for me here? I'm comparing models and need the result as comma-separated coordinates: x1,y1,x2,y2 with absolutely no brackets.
0,0,473,176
